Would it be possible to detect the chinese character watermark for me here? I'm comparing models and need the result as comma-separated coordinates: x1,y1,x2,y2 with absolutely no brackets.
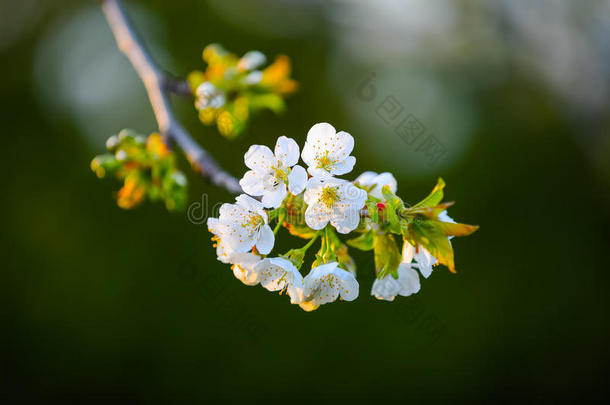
356,72,447,166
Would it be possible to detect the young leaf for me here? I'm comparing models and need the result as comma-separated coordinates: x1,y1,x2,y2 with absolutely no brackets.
434,220,480,237
366,200,380,224
413,178,445,208
346,229,375,251
373,233,402,279
408,217,455,272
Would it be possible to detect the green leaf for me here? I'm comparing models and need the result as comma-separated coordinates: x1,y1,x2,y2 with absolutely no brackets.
413,178,445,208
373,233,402,279
366,200,379,224
346,229,375,251
408,201,454,219
408,216,455,273
435,220,479,237
249,93,286,113
90,154,120,178
385,206,402,234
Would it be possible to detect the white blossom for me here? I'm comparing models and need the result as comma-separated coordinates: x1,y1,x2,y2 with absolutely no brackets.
401,211,456,277
402,240,437,278
237,51,266,71
301,122,356,178
299,262,359,311
230,252,262,286
254,257,304,304
371,262,420,301
243,70,263,85
438,210,455,224
195,82,225,109
207,217,235,264
239,136,308,208
354,171,397,200
217,194,274,255
303,177,367,234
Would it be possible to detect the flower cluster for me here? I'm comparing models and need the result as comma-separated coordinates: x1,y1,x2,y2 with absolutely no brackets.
188,44,298,139
91,130,187,211
207,122,479,311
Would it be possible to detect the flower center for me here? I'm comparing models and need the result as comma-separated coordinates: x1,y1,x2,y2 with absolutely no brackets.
242,213,263,234
322,274,335,288
320,186,339,208
272,165,287,186
316,151,335,170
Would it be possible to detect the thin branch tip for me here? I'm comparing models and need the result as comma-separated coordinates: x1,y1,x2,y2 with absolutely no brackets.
101,0,242,195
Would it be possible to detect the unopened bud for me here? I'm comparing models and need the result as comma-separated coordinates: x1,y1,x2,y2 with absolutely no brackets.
238,51,266,71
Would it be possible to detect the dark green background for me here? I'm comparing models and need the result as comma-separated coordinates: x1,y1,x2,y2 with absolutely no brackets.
1,0,609,401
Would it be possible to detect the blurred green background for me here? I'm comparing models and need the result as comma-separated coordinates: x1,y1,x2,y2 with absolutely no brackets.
2,0,610,401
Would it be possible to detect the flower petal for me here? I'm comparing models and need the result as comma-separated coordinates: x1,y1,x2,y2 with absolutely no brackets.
335,268,359,301
287,284,305,304
416,248,436,278
301,122,336,167
371,277,399,301
255,257,290,291
231,252,261,286
255,257,303,296
275,136,300,167
307,167,334,179
330,208,361,234
305,203,331,230
225,232,256,253
331,156,356,177
354,171,378,186
235,194,265,213
375,172,398,194
340,183,367,209
397,264,420,297
287,165,307,195
402,241,415,263
329,130,354,160
239,170,267,196
244,144,274,172
303,176,324,204
255,225,274,255
261,185,287,208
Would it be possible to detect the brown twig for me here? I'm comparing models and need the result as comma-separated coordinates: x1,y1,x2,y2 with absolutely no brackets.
101,0,242,194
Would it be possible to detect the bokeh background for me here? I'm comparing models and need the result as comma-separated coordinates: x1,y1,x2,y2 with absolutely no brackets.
2,0,610,401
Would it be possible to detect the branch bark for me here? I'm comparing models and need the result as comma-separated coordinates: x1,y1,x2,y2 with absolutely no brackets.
101,0,242,194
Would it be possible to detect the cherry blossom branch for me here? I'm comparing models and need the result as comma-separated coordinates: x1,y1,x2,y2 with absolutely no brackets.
101,0,242,194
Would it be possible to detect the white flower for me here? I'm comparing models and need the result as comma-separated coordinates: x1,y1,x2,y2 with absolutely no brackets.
438,209,457,240
371,262,420,301
301,123,356,178
195,82,225,109
218,194,274,254
254,257,304,304
243,70,263,85
299,262,359,311
239,136,308,208
230,252,262,286
438,210,455,224
354,171,397,200
238,51,266,71
303,177,367,233
402,211,455,277
207,217,234,263
402,240,437,278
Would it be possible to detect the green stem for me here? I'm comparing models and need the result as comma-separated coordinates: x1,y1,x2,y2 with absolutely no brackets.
273,210,286,235
302,232,320,250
